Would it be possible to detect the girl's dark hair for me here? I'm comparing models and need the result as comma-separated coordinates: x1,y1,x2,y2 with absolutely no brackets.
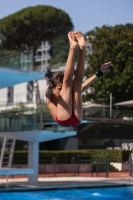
52,71,64,88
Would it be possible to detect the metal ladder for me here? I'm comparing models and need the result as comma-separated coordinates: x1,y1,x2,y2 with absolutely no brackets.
0,137,16,168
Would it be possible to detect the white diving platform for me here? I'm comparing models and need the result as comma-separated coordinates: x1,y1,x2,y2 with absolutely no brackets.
0,168,34,176
0,130,76,142
0,130,76,183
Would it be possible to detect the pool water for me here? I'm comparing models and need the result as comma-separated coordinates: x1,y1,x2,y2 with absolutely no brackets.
0,186,133,200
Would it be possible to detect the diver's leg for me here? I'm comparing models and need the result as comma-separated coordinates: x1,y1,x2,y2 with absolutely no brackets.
72,32,86,121
57,32,78,120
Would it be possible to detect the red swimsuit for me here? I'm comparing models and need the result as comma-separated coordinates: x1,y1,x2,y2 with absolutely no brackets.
55,113,81,127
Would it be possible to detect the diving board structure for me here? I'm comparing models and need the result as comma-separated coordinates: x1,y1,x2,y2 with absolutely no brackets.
0,130,76,183
0,138,16,168
0,67,45,89
0,168,34,183
0,168,34,176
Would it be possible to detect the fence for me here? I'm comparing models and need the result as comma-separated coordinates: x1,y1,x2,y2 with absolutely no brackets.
0,52,33,71
129,153,133,176
77,155,109,177
12,154,109,177
0,106,73,132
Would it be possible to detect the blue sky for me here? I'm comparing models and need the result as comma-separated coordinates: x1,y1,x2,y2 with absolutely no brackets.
0,0,133,34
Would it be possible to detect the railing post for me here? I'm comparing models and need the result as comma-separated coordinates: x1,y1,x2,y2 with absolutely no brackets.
129,153,132,176
106,156,109,177
52,157,56,177
77,154,79,175
91,156,93,177
96,158,98,177
40,113,43,130
71,157,75,176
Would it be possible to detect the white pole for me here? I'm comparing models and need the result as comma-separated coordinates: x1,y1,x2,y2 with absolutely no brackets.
28,142,39,183
110,93,112,118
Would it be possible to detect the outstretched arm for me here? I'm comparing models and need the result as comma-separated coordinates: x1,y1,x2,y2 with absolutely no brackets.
81,74,98,93
81,61,112,93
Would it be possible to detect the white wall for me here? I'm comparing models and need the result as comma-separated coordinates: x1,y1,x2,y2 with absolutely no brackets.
0,79,47,104
14,82,27,103
0,88,7,104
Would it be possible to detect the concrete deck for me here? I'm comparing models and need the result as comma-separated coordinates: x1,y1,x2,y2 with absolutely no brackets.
0,176,133,192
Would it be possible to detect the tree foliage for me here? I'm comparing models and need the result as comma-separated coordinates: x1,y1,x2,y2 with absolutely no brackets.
50,34,79,65
84,24,133,103
50,34,69,64
0,5,73,55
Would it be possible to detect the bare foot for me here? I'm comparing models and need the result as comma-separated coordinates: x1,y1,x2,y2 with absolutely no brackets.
100,61,112,73
68,32,78,49
74,32,86,50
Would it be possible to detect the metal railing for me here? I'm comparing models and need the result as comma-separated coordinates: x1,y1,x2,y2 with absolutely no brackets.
77,154,109,177
0,51,33,71
12,154,109,177
0,105,133,132
0,105,74,132
50,155,109,177
83,107,133,120
0,103,133,121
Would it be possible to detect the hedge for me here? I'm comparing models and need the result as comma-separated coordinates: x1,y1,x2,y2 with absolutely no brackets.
13,149,131,164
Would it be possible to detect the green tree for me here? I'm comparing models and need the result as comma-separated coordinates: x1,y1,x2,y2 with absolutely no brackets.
0,5,73,103
84,24,133,103
50,34,79,65
50,35,69,65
